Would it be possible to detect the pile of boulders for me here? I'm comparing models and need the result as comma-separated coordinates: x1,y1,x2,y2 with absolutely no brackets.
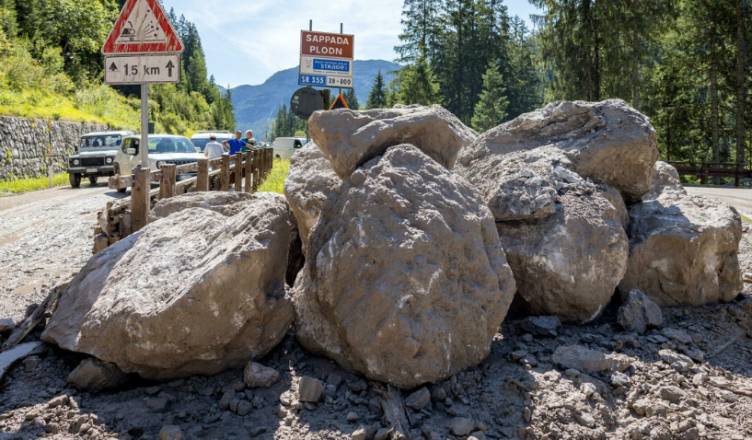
40,101,744,392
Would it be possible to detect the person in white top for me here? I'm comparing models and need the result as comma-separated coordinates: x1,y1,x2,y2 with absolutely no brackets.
204,136,225,160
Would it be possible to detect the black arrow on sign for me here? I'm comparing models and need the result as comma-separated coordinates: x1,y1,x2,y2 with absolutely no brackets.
109,62,119,72
166,60,175,77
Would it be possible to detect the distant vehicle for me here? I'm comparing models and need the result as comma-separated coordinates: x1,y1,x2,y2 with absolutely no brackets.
273,137,307,161
114,135,203,192
190,131,234,153
67,131,134,188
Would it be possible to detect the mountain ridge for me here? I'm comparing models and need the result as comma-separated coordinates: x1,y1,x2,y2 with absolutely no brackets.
225,59,400,138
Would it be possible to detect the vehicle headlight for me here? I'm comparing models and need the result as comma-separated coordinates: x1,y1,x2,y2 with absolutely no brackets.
106,157,113,164
73,159,80,166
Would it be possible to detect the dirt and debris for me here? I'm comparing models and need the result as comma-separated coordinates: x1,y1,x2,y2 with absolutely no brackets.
1,188,752,440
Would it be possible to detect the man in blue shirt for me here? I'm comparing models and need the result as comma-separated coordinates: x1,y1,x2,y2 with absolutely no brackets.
222,131,247,155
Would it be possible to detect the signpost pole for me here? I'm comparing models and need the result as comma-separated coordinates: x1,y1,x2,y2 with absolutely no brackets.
339,23,343,98
48,117,52,189
140,84,149,171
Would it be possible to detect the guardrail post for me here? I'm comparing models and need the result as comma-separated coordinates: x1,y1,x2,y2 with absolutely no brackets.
252,151,260,192
159,164,176,200
234,152,243,192
735,163,741,187
244,152,252,193
266,149,272,176
701,161,707,185
197,158,209,192
220,153,230,192
132,168,151,232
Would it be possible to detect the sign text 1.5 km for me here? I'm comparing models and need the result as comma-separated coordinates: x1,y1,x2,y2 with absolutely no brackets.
299,31,354,89
105,54,180,85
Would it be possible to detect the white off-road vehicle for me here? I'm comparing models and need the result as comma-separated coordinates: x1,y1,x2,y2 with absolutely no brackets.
113,135,203,192
67,131,134,188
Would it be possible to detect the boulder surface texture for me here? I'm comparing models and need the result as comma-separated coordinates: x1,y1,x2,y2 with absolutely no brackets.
283,141,341,252
620,162,743,306
308,104,477,179
294,145,516,389
458,99,658,204
43,192,294,380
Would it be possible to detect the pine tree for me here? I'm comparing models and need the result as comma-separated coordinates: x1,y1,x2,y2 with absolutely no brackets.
395,0,441,64
471,59,509,132
367,71,388,109
343,88,360,110
396,57,440,105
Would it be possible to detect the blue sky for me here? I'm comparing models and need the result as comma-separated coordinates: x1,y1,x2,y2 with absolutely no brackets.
160,0,542,88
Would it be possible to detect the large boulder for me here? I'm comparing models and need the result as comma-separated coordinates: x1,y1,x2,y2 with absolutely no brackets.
308,104,477,179
458,100,658,203
294,145,516,389
283,142,341,252
619,163,743,306
43,193,294,380
490,149,629,322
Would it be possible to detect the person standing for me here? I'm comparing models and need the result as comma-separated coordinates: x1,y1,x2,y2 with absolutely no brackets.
204,136,224,160
222,131,247,155
241,130,257,153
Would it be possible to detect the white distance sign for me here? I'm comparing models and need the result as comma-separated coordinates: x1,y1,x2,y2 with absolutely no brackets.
105,54,180,85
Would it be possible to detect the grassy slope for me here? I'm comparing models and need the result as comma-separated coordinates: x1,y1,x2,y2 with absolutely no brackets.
258,158,290,195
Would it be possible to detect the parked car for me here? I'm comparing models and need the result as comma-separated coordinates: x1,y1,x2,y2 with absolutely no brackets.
190,131,234,153
114,135,204,191
67,131,134,188
272,137,307,161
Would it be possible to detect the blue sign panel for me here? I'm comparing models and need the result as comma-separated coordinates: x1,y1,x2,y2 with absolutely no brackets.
313,59,350,72
299,74,326,86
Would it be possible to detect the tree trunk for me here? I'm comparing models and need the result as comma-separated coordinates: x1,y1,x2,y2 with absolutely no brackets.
710,19,720,175
736,0,746,166
632,0,640,109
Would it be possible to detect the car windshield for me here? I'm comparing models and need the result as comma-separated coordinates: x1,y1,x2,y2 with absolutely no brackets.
81,135,121,149
192,137,231,152
147,137,197,154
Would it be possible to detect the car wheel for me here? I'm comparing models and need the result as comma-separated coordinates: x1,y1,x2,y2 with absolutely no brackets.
88,176,98,186
69,173,81,188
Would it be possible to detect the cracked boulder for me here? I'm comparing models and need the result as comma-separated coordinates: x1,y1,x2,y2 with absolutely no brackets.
308,104,477,179
43,192,294,380
283,142,341,252
293,145,516,389
457,99,658,203
619,163,743,306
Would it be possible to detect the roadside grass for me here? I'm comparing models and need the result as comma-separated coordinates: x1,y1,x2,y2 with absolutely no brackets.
742,215,752,224
258,158,290,195
0,173,70,196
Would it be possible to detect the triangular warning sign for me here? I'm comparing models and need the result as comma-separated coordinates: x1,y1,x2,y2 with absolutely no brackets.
330,94,349,110
102,0,184,55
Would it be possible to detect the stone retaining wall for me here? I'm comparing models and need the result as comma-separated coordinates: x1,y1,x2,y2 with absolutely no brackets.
0,116,108,181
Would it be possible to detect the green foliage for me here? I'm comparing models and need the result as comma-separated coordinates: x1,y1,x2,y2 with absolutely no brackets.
0,172,69,196
273,104,307,139
367,71,388,109
471,59,509,132
343,88,360,110
258,158,290,194
394,57,440,106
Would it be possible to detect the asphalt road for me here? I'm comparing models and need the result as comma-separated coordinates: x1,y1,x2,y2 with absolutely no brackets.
685,186,752,217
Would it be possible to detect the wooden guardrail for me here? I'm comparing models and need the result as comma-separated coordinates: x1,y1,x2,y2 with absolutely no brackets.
667,161,752,186
95,148,274,253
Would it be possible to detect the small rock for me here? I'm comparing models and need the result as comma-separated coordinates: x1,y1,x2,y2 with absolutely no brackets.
0,319,14,333
351,425,367,440
580,383,597,397
277,406,288,418
718,390,739,403
451,417,475,436
520,316,561,337
67,359,129,392
564,369,580,377
219,391,234,410
158,425,183,440
47,395,69,408
375,428,392,440
243,362,279,388
236,400,253,416
692,373,707,386
659,386,685,403
510,350,528,361
231,380,246,392
346,411,359,423
347,380,367,393
23,356,41,372
470,430,487,440
147,397,169,412
431,387,446,401
610,372,631,388
658,349,694,372
405,387,431,410
552,345,632,373
617,290,662,334
662,328,692,345
249,426,267,437
574,412,596,428
298,376,325,403
327,373,343,388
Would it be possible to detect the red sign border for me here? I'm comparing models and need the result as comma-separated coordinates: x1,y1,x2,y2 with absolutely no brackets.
102,0,184,55
300,30,355,60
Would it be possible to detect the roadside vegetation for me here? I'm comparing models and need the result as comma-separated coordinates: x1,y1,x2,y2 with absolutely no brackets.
742,215,752,224
258,159,290,195
0,1,234,135
0,173,69,197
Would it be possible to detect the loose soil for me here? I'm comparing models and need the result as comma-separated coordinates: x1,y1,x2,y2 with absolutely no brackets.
0,188,751,440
